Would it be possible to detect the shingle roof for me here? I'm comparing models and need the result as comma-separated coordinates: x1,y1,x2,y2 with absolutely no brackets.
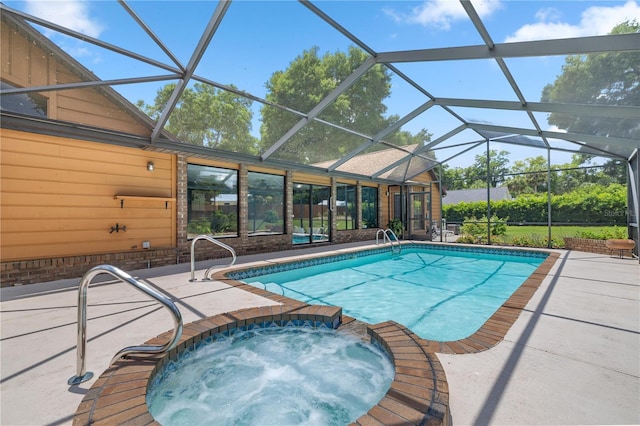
313,144,438,182
442,187,512,205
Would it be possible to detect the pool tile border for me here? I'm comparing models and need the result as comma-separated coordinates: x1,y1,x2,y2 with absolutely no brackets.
225,242,549,281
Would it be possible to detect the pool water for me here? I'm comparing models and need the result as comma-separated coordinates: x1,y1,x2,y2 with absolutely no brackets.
244,247,546,341
147,327,394,426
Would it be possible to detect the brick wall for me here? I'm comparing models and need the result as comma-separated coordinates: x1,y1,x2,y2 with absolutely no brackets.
1,248,178,286
333,228,379,244
563,237,610,255
1,229,384,286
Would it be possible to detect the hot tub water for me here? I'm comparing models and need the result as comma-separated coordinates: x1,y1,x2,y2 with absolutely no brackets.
147,327,394,425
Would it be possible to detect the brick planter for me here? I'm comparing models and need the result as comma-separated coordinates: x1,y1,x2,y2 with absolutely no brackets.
563,237,610,255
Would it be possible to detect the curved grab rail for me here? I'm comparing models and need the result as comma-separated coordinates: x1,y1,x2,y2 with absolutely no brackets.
385,229,402,254
376,228,402,254
190,235,237,281
67,265,183,385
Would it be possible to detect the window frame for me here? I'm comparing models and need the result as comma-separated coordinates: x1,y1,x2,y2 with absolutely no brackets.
361,186,379,229
186,164,239,239
336,183,356,231
247,171,285,236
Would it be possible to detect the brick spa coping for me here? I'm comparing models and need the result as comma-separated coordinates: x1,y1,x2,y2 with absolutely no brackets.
72,246,559,425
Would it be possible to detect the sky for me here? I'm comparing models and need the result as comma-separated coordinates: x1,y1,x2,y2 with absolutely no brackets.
5,0,640,167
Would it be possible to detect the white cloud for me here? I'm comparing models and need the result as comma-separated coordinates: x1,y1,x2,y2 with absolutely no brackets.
534,7,562,23
385,0,502,30
505,0,640,42
580,1,640,34
546,124,567,134
23,0,104,38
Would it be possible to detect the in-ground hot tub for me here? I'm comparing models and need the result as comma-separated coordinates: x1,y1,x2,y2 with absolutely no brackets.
147,326,394,425
72,305,450,425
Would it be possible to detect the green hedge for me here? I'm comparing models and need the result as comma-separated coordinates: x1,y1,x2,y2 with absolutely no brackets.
443,184,627,225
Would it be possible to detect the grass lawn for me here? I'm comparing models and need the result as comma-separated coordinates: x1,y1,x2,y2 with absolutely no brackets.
461,225,630,248
504,225,625,239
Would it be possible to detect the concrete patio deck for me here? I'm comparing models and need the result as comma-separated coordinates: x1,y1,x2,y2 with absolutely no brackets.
1,242,638,425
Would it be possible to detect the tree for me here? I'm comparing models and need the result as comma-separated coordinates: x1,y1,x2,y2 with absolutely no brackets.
551,154,626,194
599,158,627,185
260,46,431,163
138,82,258,154
441,164,467,190
441,149,510,190
541,20,639,140
467,149,511,188
507,156,548,197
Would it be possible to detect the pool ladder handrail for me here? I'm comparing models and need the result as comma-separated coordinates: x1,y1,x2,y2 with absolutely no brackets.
67,264,183,385
190,235,237,281
376,228,402,254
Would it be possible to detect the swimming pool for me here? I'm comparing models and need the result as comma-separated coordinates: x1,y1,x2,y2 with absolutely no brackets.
234,244,548,341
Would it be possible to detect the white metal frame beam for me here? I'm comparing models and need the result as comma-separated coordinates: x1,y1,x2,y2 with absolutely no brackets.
150,0,231,142
376,33,640,63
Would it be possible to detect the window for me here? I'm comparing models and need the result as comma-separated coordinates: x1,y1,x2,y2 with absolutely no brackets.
1,81,47,117
336,183,356,230
361,186,378,228
292,183,330,244
248,171,285,235
187,164,238,238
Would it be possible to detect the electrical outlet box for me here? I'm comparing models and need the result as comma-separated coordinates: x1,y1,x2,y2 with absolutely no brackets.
142,241,151,249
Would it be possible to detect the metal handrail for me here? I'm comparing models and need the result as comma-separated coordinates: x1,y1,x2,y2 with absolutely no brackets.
376,228,402,254
386,229,402,254
190,235,237,281
67,264,183,385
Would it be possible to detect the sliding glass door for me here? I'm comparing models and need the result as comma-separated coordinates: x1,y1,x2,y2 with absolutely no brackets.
292,183,330,244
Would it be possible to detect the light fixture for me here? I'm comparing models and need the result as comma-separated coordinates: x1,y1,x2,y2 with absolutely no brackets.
147,161,154,172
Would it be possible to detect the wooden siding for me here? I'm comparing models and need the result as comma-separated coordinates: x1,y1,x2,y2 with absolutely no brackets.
0,129,176,261
291,172,331,186
1,15,152,136
187,157,239,170
433,187,443,223
247,165,286,176
336,178,358,186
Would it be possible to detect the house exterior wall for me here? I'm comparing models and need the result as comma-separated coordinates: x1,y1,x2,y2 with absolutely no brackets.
387,184,443,223
1,14,152,136
0,129,176,275
177,158,293,265
0,132,443,286
410,174,443,224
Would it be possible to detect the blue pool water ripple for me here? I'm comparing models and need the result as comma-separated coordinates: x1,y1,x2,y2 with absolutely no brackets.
244,246,546,341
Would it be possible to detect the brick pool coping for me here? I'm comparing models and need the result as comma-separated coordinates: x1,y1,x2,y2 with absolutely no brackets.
72,246,559,425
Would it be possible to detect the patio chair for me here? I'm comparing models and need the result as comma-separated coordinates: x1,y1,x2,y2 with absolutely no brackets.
432,225,454,241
